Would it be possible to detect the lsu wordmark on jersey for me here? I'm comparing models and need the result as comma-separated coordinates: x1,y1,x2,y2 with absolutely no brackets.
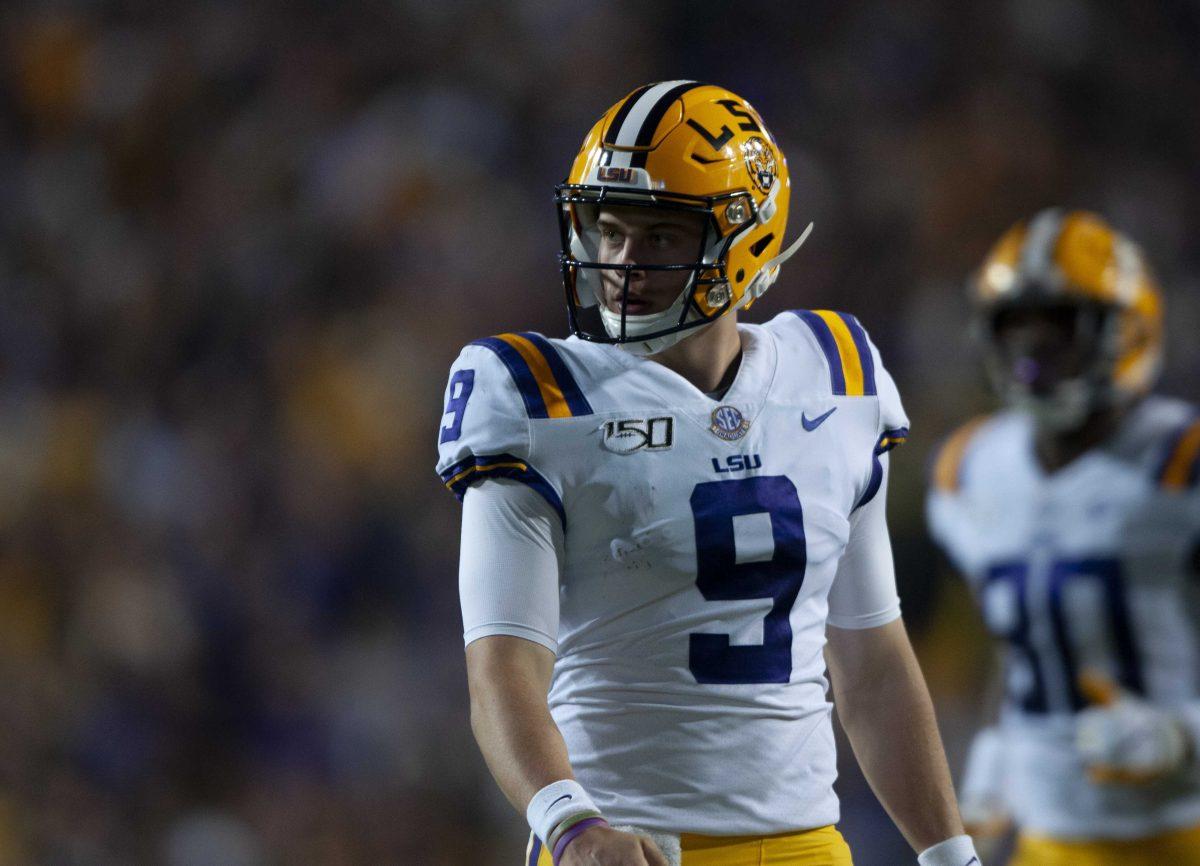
927,399,1200,840
437,309,908,835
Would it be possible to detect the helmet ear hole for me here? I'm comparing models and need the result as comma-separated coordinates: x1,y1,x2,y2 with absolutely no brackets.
736,268,745,283
750,233,774,258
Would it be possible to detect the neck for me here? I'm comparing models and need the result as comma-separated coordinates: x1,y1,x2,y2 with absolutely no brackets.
1033,402,1132,472
649,315,743,394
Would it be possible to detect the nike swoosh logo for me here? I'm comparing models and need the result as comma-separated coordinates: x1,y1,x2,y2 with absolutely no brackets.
801,407,836,431
965,858,980,865
547,794,573,810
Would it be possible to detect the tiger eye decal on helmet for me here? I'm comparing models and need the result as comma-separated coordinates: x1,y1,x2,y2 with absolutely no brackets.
742,137,776,193
970,208,1164,429
556,82,812,356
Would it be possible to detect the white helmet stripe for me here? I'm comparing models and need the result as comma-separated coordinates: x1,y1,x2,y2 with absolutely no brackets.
606,80,696,168
1112,237,1141,304
1019,207,1066,284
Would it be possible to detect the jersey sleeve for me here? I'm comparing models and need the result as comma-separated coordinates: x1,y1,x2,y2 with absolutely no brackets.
872,339,910,451
924,417,990,574
1153,413,1200,494
459,478,563,652
435,340,563,526
853,323,910,510
780,311,906,624
827,454,902,629
777,309,911,508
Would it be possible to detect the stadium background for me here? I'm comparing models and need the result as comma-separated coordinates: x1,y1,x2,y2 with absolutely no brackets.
1,1,1197,863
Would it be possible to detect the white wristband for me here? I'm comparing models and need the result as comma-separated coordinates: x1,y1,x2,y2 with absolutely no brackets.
526,780,601,844
918,834,980,866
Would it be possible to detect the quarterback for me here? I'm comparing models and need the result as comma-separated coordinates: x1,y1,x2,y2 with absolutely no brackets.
928,209,1200,865
438,82,980,866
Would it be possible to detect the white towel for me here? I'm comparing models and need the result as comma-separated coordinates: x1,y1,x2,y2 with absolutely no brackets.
610,825,682,866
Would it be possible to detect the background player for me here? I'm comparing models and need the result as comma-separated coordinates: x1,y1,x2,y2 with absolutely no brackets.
438,82,982,865
927,209,1200,865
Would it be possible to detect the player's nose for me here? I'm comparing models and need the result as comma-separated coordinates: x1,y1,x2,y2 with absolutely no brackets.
610,239,647,281
612,238,641,264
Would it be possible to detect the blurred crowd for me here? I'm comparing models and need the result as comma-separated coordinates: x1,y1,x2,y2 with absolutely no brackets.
0,0,1197,863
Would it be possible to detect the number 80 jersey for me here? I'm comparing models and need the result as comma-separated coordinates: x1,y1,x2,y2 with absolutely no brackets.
926,399,1200,839
436,311,909,836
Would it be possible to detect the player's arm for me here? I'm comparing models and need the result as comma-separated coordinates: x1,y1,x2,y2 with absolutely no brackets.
459,481,668,866
825,459,980,865
466,635,568,809
827,619,974,862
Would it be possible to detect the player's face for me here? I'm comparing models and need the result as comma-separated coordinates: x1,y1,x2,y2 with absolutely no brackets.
992,304,1092,396
595,206,707,315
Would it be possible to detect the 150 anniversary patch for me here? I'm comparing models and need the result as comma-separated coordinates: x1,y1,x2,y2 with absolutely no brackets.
601,416,674,454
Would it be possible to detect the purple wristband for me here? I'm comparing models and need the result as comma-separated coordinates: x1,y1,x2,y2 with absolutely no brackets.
551,817,608,864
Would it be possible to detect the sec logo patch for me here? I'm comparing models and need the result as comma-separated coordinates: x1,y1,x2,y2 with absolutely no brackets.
710,405,750,441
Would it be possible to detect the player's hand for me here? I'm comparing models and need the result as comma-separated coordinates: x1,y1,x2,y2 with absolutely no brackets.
1076,670,1191,785
957,727,1011,840
560,824,671,866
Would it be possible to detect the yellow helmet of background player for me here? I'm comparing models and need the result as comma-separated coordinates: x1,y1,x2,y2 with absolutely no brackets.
971,208,1164,429
555,81,812,355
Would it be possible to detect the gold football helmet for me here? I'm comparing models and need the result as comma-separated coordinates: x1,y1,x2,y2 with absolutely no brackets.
556,81,811,355
971,208,1164,429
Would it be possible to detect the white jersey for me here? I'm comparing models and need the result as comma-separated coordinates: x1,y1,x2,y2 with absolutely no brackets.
927,397,1200,839
436,311,909,835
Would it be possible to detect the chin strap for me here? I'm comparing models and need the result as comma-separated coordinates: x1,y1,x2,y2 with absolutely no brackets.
748,222,814,300
733,222,814,312
614,221,817,354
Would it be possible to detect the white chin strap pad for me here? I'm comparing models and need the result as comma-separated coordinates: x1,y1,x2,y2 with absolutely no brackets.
745,221,813,302
570,230,601,307
614,222,815,356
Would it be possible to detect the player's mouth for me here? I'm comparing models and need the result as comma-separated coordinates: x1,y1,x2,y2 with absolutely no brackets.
606,283,672,314
603,285,657,315
617,296,654,314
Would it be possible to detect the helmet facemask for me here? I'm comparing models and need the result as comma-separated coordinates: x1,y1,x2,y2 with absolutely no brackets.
557,187,757,356
979,298,1125,433
557,82,808,356
971,209,1165,433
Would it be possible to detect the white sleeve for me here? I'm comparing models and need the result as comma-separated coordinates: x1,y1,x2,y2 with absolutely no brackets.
826,454,903,629
459,478,563,653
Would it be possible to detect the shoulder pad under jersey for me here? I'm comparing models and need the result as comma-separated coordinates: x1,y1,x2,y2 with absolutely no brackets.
436,332,594,526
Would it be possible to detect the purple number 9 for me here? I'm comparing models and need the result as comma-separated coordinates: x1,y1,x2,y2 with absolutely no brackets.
440,369,475,444
689,476,808,684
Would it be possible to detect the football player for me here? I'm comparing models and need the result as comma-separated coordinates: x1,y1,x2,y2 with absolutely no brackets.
927,209,1200,865
438,81,981,866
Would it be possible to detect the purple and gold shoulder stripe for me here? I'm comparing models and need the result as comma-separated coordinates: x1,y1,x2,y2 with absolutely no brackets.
855,426,911,510
791,310,877,397
1156,415,1200,492
877,427,909,454
439,453,565,529
471,332,593,419
930,416,990,494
